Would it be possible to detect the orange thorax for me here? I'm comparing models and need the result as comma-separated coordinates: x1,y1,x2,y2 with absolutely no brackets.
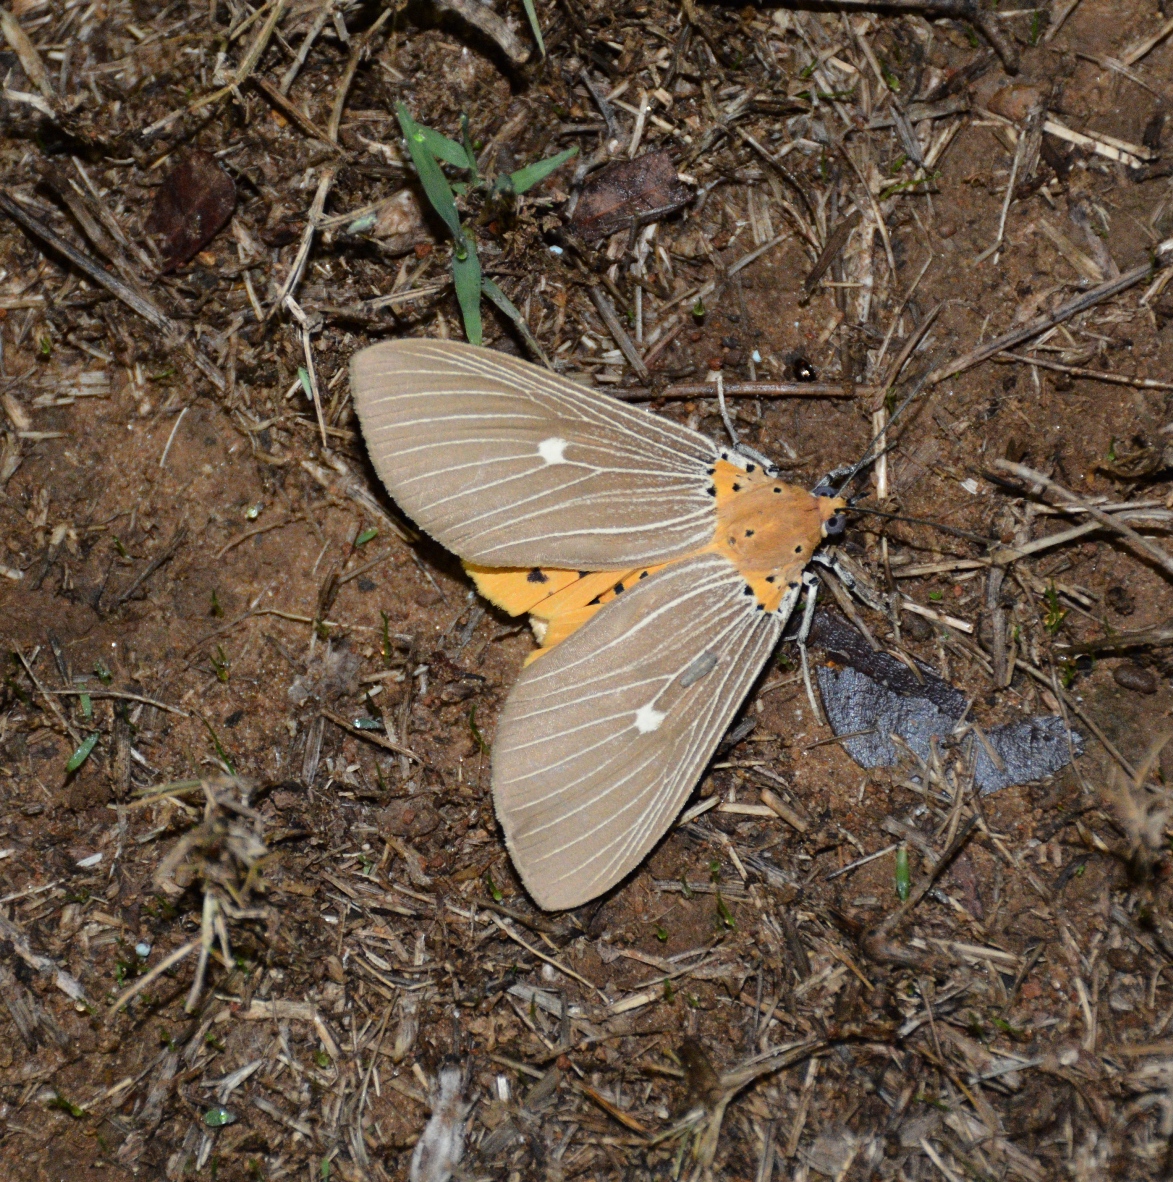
466,459,845,660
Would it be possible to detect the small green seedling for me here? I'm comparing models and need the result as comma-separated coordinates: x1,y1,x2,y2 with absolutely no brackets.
203,719,236,774
895,846,911,901
1042,584,1067,635
211,646,230,684
66,733,99,773
715,892,736,931
48,1091,84,1118
395,102,576,351
381,611,394,666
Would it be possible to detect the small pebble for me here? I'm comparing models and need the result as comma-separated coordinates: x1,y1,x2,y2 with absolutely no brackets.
902,612,932,641
378,796,441,838
1106,947,1139,972
1105,584,1135,616
135,943,151,959
1113,662,1157,695
987,83,1046,123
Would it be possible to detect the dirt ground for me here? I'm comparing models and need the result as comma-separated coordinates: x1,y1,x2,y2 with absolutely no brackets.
3,0,1173,1178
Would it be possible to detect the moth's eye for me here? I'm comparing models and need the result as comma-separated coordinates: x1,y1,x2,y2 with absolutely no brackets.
824,513,846,538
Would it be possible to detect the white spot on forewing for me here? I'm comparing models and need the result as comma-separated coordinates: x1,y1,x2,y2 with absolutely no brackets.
634,703,666,733
538,437,569,465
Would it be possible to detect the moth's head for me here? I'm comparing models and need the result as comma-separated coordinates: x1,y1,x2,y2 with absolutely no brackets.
816,493,849,540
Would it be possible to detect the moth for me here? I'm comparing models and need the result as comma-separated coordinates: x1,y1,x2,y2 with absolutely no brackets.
351,339,846,909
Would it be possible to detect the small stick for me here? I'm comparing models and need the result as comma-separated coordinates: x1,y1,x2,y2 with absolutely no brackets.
268,13,390,316
825,842,898,880
432,0,532,65
113,525,188,607
0,192,225,391
759,788,809,834
320,708,424,763
158,406,188,469
928,249,1172,386
1122,12,1173,66
15,646,82,746
249,76,337,149
801,209,861,302
974,122,1027,266
616,381,863,402
834,139,897,281
820,566,881,651
1057,624,1173,656
995,352,1173,391
993,459,1173,582
48,689,187,717
107,940,199,1017
0,192,170,331
0,9,56,110
280,0,332,93
232,0,289,86
872,255,934,378
338,547,400,585
1045,0,1084,41
214,514,305,559
285,296,327,448
486,913,606,999
588,285,650,384
326,8,391,145
806,0,1018,71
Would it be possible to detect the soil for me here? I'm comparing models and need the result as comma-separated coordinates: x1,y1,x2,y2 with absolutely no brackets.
3,0,1173,1179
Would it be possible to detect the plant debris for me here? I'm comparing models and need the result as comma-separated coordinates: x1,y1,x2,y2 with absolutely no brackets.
144,152,237,272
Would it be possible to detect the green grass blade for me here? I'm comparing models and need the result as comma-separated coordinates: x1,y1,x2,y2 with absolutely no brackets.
509,146,577,194
521,0,545,58
481,277,550,366
396,102,463,241
417,123,472,170
453,242,483,345
66,733,99,773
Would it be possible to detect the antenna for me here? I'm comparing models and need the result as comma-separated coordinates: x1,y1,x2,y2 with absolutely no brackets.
833,366,934,501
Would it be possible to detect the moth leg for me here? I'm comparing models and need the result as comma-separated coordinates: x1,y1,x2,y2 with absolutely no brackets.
811,549,886,612
715,372,784,473
797,569,825,726
715,370,739,450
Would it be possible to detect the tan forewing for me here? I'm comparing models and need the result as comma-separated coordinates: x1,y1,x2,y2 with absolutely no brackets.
350,339,720,569
492,553,787,910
